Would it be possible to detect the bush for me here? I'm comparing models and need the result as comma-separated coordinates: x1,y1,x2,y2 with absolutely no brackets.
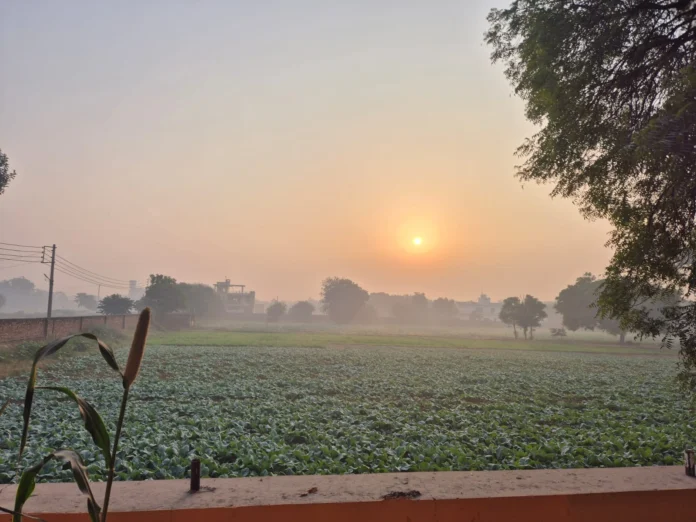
354,303,378,324
266,301,287,322
288,301,315,322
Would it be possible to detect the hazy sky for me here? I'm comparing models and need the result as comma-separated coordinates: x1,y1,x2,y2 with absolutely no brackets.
0,1,612,302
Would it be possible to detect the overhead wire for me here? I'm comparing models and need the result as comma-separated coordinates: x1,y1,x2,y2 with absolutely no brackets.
54,263,131,290
0,246,138,291
53,265,131,290
0,261,41,270
0,254,43,260
56,255,131,285
0,246,44,254
53,260,130,286
0,241,44,250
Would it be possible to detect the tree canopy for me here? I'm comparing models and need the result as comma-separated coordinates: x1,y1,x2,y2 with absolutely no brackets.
431,298,458,319
0,148,17,195
517,295,547,340
98,294,134,315
412,292,428,310
288,300,315,322
499,297,521,338
321,277,369,324
266,301,287,322
499,295,547,339
139,274,186,315
555,273,627,343
2,277,34,293
178,283,224,318
486,0,696,384
74,293,98,311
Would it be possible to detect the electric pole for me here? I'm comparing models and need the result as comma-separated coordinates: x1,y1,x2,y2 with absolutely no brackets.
44,244,56,338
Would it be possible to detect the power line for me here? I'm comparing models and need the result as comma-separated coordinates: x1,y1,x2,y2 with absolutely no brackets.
0,253,43,260
53,261,131,288
0,261,40,270
0,246,43,254
54,262,132,289
53,265,131,290
0,241,44,250
56,255,131,285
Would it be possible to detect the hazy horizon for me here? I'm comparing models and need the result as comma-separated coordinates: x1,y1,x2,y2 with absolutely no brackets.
0,1,612,303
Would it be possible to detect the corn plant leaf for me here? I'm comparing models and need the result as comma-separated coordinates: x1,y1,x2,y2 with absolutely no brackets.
13,450,100,522
13,456,48,522
37,387,111,468
19,333,121,462
0,506,47,522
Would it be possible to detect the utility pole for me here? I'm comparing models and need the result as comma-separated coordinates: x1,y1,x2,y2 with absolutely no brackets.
44,244,56,338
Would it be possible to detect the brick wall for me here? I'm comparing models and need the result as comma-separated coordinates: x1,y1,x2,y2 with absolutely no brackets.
0,318,46,343
0,314,143,343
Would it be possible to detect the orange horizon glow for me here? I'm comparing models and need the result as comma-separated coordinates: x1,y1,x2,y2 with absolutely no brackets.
0,1,614,302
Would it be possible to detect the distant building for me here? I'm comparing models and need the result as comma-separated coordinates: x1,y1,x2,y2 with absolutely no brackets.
214,279,255,314
128,280,145,301
456,294,501,322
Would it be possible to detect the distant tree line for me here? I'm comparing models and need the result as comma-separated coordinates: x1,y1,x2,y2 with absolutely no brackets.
0,277,77,315
3,270,675,346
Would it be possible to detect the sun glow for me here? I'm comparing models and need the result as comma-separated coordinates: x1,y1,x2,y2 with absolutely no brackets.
412,237,423,246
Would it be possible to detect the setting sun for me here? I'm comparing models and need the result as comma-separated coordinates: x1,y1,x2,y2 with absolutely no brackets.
412,237,423,246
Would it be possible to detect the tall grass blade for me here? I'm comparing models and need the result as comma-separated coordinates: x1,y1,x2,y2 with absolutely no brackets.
37,387,112,467
19,333,122,462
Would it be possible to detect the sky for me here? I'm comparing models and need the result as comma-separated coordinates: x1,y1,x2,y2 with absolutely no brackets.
0,1,613,302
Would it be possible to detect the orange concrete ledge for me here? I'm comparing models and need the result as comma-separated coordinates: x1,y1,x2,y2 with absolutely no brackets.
1,466,695,521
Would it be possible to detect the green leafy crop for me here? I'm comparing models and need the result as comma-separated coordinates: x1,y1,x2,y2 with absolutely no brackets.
1,343,689,483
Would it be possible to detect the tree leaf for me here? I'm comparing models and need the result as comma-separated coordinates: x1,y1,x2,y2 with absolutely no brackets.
36,386,112,467
19,333,121,462
13,451,100,522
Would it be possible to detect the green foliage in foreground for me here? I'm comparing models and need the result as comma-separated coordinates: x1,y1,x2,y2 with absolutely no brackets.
0,344,689,482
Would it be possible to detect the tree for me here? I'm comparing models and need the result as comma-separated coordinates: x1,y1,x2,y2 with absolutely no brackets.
353,303,378,324
0,148,17,195
98,294,134,315
266,301,287,322
517,295,547,340
556,274,626,343
74,293,98,311
287,300,315,322
391,293,430,324
139,274,185,315
0,294,5,311
4,277,34,293
486,1,696,387
499,297,521,339
431,298,458,319
320,277,369,324
178,283,224,318
412,292,428,311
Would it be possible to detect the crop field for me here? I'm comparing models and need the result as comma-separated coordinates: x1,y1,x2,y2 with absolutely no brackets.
0,334,688,484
